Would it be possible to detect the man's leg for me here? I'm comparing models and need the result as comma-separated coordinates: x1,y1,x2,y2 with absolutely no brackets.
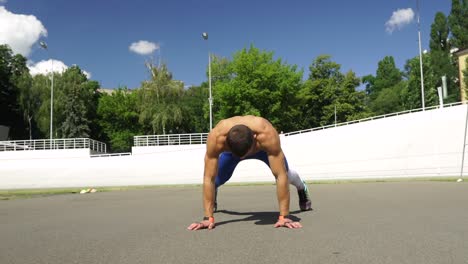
288,169,312,211
214,152,240,212
246,151,312,211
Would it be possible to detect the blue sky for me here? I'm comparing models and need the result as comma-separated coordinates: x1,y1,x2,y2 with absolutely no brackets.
1,0,451,89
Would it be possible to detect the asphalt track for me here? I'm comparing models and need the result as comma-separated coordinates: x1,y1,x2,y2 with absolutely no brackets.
1,181,467,264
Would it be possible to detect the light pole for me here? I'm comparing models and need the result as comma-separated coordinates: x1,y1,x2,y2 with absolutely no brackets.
416,0,425,110
202,32,213,130
39,41,54,141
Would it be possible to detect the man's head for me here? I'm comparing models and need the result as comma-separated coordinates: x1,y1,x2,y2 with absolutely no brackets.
226,124,254,158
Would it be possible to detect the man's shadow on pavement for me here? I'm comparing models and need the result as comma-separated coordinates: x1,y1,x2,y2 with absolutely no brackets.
215,209,307,226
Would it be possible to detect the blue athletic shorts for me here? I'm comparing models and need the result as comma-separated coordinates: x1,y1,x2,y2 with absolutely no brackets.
215,151,289,188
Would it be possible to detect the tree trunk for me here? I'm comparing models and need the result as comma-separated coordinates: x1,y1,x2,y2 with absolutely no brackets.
28,116,32,140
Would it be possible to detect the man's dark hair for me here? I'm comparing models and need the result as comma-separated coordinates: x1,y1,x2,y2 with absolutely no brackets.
226,124,254,157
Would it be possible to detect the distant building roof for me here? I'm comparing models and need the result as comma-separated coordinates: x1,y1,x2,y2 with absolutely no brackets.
98,88,114,95
454,48,468,57
97,88,135,95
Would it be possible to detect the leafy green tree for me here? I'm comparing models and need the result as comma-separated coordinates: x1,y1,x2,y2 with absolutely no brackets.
362,56,405,114
97,87,141,152
31,74,53,138
448,0,468,49
211,45,303,132
300,55,341,127
31,66,100,139
0,44,28,139
14,69,39,139
362,74,375,97
52,66,98,138
372,82,408,115
364,56,402,101
374,56,402,90
179,84,209,133
337,71,372,121
430,12,451,52
137,64,184,134
210,56,232,83
79,79,101,140
404,54,438,109
300,55,370,127
447,0,468,102
61,88,90,138
429,12,459,102
464,57,468,98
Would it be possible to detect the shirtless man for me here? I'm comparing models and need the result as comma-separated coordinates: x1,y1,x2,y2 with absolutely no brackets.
187,116,312,230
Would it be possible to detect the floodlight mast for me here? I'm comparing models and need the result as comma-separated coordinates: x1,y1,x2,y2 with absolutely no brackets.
39,41,54,141
202,32,213,130
416,0,425,110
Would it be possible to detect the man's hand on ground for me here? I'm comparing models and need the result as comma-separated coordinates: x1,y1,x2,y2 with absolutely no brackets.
274,217,302,229
187,220,215,231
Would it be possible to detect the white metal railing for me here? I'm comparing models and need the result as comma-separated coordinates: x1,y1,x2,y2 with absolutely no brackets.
90,152,131,158
0,138,107,153
283,102,464,136
132,102,465,146
134,133,208,147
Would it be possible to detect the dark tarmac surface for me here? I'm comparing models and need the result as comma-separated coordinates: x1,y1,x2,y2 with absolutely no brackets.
1,181,468,264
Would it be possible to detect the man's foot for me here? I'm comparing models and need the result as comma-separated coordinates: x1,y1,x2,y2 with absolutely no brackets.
298,181,312,211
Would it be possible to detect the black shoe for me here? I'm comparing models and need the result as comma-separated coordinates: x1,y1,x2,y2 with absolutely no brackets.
298,181,312,211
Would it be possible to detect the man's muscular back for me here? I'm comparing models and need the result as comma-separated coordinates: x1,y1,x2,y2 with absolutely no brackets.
206,115,281,157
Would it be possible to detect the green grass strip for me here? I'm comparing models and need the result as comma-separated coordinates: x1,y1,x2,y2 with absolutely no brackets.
0,177,463,201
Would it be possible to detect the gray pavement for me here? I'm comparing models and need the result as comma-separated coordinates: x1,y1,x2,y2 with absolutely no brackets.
1,181,467,264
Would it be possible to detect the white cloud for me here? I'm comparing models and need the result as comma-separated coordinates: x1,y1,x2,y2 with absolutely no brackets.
82,70,91,79
28,59,91,79
385,8,415,33
129,40,159,55
0,0,8,4
28,59,68,76
0,6,47,56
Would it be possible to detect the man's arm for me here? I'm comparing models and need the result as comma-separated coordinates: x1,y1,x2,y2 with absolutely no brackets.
259,122,302,229
268,150,302,229
188,130,220,230
268,151,290,216
203,154,218,218
259,125,290,216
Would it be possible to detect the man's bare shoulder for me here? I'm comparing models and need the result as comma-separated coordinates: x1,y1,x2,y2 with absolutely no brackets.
212,116,276,136
222,116,271,131
206,120,231,156
211,118,232,137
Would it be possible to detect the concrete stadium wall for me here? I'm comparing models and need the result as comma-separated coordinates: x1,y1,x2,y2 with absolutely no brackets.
0,105,467,189
0,149,91,160
281,105,467,180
